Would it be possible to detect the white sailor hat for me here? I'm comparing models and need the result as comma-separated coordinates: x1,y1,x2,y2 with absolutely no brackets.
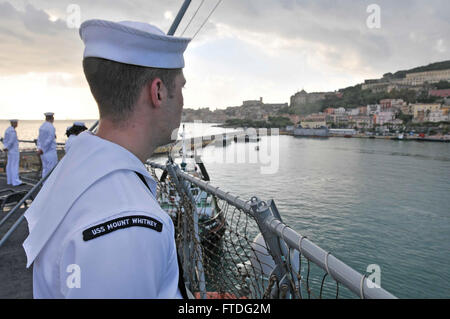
79,19,191,69
73,121,86,127
44,112,54,117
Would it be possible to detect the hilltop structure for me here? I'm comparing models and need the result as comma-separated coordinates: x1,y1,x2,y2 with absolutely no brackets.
362,61,450,93
290,90,342,107
181,60,450,134
181,97,288,123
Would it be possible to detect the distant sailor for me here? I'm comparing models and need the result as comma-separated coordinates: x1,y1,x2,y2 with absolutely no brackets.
23,19,190,298
65,122,87,153
64,126,72,153
36,112,57,177
3,119,23,186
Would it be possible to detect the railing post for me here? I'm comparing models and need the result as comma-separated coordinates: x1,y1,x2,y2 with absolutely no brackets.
250,197,295,298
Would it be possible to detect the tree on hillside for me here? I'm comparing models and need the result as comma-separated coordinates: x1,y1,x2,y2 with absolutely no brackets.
396,110,413,124
417,90,439,103
435,80,450,90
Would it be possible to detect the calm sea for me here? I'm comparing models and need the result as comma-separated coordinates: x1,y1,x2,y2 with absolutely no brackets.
1,120,449,298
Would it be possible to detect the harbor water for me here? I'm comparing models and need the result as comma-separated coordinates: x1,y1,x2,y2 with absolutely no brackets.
195,132,450,299
1,120,449,298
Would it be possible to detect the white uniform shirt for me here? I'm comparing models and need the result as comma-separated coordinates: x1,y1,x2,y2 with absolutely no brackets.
37,121,56,154
23,131,182,298
3,126,19,153
64,134,77,153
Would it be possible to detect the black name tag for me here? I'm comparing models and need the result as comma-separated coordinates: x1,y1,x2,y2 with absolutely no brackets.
83,215,163,241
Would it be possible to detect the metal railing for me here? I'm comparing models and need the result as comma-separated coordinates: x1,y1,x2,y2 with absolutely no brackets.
148,160,397,299
0,156,397,299
0,167,54,249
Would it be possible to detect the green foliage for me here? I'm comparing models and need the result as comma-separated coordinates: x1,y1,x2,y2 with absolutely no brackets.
396,110,413,124
267,116,293,127
277,105,295,115
434,80,450,90
387,88,417,103
289,85,420,116
417,90,440,103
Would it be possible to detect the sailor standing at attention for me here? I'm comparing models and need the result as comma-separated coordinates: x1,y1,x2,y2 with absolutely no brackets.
3,119,23,186
36,112,57,177
23,19,190,298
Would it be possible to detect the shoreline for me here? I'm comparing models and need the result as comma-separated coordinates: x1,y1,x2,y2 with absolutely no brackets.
212,125,450,142
292,133,450,142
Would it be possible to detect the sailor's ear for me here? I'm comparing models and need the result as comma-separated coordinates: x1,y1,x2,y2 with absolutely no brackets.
149,77,166,108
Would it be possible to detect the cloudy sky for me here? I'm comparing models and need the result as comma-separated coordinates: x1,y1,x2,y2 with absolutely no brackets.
0,0,449,119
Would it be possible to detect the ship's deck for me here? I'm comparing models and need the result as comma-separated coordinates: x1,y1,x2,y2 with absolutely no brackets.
0,175,33,298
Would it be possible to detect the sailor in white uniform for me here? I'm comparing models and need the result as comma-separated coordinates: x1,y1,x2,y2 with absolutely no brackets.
23,19,190,298
3,119,23,186
64,126,73,153
65,122,87,153
37,112,58,177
